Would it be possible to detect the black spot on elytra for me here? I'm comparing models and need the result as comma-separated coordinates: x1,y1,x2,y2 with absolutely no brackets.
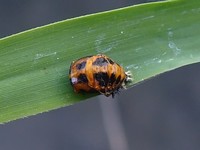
78,74,88,83
94,72,109,87
76,61,86,70
107,58,114,64
115,75,121,84
92,57,108,66
109,73,116,85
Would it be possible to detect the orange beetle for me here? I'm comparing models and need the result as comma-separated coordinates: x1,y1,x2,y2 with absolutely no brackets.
69,54,132,97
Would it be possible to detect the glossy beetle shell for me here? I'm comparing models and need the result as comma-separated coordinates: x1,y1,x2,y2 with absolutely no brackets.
69,54,131,97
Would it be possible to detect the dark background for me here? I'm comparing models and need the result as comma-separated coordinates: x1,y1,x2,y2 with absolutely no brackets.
1,0,200,150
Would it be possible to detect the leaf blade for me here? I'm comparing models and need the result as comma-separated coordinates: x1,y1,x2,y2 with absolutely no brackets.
0,0,200,123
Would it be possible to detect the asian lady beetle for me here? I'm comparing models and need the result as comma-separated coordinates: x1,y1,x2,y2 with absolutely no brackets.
69,54,132,97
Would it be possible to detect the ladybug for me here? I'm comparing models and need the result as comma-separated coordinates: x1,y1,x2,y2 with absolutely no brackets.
69,54,132,97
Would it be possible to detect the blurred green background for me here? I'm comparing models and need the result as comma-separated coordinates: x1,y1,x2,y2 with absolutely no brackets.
0,0,200,150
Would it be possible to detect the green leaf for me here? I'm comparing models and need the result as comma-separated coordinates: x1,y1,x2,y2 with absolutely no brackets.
0,0,200,123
